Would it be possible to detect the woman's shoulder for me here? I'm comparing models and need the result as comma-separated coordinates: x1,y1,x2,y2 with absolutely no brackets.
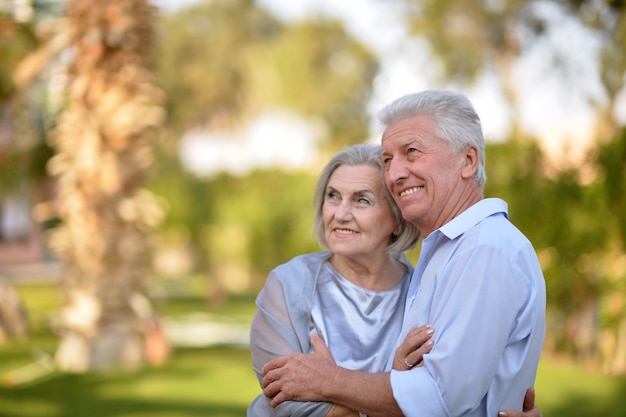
273,250,331,279
264,251,331,304
392,252,415,275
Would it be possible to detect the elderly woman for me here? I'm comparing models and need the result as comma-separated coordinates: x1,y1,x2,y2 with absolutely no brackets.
248,143,424,417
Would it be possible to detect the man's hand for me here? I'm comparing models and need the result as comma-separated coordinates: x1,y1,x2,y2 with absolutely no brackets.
498,388,542,417
262,333,339,408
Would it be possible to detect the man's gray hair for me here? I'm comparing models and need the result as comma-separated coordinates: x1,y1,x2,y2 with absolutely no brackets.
377,90,487,188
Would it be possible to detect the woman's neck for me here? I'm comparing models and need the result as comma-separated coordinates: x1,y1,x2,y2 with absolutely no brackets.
329,252,406,291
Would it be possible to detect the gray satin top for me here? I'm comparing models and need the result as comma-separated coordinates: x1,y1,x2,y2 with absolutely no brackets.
247,251,412,417
312,261,409,372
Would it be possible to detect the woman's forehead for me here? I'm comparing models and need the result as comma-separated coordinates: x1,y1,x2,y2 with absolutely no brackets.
329,165,382,190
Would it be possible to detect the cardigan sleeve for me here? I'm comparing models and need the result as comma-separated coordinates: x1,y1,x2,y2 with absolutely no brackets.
248,268,333,417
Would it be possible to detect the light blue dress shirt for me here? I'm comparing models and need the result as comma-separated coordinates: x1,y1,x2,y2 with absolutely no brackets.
390,198,546,417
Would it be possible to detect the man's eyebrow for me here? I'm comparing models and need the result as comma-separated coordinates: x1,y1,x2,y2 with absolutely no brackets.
382,139,419,155
401,138,420,147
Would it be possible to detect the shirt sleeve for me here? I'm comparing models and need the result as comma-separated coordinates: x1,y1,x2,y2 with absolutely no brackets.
392,243,534,417
249,272,333,417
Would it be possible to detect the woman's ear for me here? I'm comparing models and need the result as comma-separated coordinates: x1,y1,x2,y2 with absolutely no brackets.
393,222,402,237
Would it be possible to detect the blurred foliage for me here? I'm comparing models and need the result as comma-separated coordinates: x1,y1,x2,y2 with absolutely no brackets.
0,13,37,99
397,0,626,135
154,0,281,132
596,128,626,245
148,164,320,292
485,128,626,368
154,0,378,152
0,12,42,197
240,19,378,149
397,0,529,83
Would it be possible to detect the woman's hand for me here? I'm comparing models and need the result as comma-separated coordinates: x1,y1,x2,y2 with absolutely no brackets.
498,388,542,417
392,325,434,370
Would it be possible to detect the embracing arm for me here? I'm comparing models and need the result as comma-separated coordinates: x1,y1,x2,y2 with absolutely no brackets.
262,309,543,417
389,244,542,416
392,327,543,417
250,273,333,417
263,330,433,417
262,334,402,417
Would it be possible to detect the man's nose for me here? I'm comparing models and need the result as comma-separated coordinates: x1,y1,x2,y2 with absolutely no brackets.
387,158,409,182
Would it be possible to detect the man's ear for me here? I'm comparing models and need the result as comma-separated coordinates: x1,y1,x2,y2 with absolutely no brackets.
461,145,479,179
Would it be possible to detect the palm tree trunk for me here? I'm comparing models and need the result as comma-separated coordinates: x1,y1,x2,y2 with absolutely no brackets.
44,0,166,372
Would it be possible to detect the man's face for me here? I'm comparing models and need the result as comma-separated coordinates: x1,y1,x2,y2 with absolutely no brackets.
381,115,467,236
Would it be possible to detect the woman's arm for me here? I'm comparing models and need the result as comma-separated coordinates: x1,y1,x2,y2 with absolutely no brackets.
391,325,434,371
250,273,333,417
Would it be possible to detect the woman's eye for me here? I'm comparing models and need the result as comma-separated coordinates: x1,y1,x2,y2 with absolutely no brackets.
357,197,372,205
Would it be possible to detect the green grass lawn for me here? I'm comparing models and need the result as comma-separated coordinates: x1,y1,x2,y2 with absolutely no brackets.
2,281,261,417
1,344,257,417
4,343,626,417
2,281,625,417
535,357,626,417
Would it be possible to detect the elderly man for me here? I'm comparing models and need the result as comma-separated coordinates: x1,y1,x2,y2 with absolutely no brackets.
262,90,546,417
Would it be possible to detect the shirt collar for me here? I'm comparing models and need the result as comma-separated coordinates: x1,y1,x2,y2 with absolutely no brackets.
437,198,509,240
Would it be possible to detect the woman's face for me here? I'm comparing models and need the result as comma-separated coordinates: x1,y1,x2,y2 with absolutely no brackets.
322,164,397,260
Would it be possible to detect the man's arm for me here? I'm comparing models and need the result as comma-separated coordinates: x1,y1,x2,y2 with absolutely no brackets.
388,243,539,417
262,334,403,417
262,333,542,417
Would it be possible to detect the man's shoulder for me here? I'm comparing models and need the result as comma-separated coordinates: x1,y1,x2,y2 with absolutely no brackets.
480,210,529,238
441,198,508,239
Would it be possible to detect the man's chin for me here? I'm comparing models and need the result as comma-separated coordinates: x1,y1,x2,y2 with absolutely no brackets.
400,210,422,228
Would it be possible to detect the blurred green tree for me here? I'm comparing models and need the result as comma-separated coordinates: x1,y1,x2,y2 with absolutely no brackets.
594,127,626,373
0,12,43,204
155,0,378,152
397,0,626,140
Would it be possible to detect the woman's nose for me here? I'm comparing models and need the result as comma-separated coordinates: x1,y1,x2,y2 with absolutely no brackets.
334,201,353,220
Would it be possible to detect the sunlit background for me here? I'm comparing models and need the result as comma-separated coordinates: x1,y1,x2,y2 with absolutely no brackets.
0,0,625,416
